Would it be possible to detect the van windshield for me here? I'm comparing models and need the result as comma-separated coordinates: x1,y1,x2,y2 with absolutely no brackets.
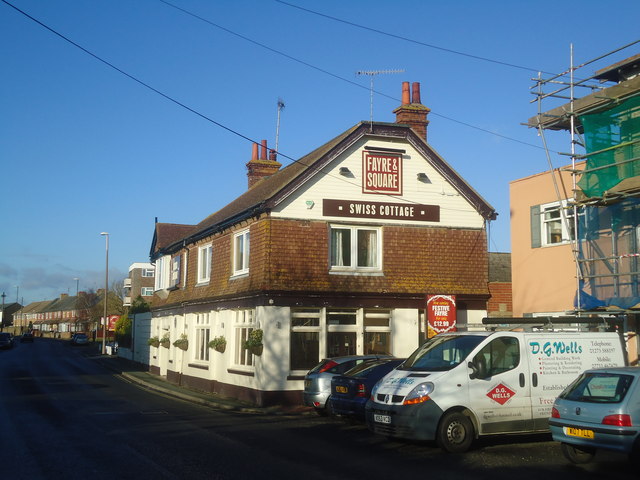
400,335,485,372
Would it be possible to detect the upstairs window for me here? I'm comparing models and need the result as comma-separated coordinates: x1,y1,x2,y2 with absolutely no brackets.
233,230,250,276
197,244,212,284
142,268,155,277
141,287,154,296
531,201,575,248
330,225,381,272
170,255,181,288
154,255,171,290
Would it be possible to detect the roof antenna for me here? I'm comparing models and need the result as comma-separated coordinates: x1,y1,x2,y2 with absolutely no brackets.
275,98,285,155
356,69,404,131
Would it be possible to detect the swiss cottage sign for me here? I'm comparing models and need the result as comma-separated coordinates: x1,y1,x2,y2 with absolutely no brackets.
323,199,439,222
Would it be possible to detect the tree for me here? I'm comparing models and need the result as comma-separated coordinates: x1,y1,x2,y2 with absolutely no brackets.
114,314,132,348
129,295,151,315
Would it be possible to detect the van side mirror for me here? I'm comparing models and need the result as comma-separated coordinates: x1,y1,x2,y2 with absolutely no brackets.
469,355,488,380
468,361,478,379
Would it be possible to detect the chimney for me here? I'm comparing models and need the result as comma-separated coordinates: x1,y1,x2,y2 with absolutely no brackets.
246,139,282,189
393,81,430,141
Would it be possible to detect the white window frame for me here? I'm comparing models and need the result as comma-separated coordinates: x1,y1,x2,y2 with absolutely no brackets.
232,229,250,276
329,225,382,273
170,255,181,287
197,244,212,284
194,313,210,363
363,309,392,355
540,200,575,246
233,309,256,368
142,268,155,277
141,287,154,296
154,255,171,290
290,308,321,373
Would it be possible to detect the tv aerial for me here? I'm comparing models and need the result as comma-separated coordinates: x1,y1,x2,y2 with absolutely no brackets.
356,69,405,129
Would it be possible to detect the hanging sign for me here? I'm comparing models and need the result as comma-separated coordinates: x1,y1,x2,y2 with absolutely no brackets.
427,295,457,338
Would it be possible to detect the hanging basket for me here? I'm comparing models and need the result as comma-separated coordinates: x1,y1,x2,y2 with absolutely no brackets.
250,345,263,356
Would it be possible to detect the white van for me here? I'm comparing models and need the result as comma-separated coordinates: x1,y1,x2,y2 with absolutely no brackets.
365,330,626,452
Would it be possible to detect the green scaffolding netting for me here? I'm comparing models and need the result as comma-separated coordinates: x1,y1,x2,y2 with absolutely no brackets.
577,95,640,198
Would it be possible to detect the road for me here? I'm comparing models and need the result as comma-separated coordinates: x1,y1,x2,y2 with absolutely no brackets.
0,337,636,479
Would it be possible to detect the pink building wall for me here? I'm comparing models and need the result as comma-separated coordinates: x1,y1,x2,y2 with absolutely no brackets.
510,165,581,317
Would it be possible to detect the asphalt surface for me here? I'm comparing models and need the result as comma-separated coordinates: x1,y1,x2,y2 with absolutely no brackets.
87,345,314,416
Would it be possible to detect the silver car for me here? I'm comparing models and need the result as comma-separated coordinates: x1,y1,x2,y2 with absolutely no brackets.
550,367,640,464
303,355,390,415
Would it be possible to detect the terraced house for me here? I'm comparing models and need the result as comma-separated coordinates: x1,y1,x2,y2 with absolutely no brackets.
149,82,497,406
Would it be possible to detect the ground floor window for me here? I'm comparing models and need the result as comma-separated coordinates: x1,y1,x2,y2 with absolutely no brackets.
363,309,391,355
194,312,210,362
290,309,321,371
234,309,255,367
289,307,393,371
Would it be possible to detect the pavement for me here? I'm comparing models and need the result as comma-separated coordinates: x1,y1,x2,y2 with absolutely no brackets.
86,346,313,416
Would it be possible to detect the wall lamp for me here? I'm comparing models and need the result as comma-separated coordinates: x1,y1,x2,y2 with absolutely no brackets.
339,167,352,176
417,172,431,183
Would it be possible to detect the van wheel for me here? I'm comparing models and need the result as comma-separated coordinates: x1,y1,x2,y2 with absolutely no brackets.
560,443,596,464
437,412,474,453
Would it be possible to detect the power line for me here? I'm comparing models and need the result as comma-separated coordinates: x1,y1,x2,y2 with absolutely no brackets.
276,0,556,76
158,0,546,151
1,0,498,215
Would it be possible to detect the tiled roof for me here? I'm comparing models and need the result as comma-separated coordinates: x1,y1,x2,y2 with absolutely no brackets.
151,121,496,255
489,252,511,282
151,223,197,256
21,300,56,314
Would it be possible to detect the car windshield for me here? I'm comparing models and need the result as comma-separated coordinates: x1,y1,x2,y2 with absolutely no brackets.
560,372,634,404
399,335,485,372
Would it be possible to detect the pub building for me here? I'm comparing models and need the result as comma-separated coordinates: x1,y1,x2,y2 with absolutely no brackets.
149,81,497,406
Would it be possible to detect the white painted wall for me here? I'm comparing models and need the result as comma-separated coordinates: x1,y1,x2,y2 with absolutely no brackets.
272,138,485,229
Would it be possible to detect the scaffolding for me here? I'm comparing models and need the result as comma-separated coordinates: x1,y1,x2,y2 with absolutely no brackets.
528,43,640,314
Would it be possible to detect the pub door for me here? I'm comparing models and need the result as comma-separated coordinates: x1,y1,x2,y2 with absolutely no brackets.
327,332,357,357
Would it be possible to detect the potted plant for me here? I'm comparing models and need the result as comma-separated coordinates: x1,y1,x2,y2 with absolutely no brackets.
173,333,189,351
160,332,171,349
148,336,160,348
243,329,263,356
208,336,227,353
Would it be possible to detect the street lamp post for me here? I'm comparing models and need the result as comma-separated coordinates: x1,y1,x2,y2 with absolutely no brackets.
100,232,109,355
1,292,5,331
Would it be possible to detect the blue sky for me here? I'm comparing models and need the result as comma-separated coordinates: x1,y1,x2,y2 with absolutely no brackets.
1,0,639,305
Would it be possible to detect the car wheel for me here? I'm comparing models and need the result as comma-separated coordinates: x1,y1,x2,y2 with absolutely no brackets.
437,412,474,453
314,406,328,416
560,442,596,464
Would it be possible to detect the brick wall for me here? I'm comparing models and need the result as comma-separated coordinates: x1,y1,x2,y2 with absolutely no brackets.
487,282,513,317
153,217,490,308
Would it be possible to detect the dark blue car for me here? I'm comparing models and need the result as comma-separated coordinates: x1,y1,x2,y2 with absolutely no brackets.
329,358,405,421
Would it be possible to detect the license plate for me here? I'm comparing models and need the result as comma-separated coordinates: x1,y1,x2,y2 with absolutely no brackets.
374,414,391,424
565,427,595,439
336,386,348,394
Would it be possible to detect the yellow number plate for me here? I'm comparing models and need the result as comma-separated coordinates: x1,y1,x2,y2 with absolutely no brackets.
565,427,595,439
336,386,348,393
